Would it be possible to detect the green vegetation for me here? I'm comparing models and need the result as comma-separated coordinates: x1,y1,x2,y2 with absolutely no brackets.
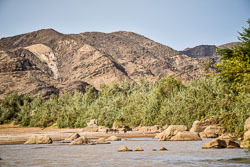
0,20,249,136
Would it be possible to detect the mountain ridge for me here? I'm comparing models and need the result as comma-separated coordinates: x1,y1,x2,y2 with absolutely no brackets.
0,29,225,99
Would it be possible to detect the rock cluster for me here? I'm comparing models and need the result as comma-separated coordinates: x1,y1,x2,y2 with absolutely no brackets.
155,125,201,141
190,118,222,138
24,135,53,144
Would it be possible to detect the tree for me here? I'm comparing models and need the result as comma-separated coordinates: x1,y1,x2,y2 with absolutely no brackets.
216,19,250,89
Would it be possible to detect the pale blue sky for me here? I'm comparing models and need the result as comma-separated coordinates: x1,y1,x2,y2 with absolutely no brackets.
0,0,249,50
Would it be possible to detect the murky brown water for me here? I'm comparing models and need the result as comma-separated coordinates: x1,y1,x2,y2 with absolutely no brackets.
0,138,249,167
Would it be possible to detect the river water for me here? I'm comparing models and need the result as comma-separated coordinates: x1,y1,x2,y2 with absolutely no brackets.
0,138,249,167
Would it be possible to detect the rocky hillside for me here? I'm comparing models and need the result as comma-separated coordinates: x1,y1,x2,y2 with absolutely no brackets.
0,29,215,99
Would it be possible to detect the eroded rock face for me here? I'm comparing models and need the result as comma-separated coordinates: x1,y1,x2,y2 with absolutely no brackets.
170,131,201,141
24,135,53,144
0,29,217,99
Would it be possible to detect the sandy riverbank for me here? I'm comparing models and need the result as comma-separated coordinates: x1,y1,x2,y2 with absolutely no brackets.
0,124,155,145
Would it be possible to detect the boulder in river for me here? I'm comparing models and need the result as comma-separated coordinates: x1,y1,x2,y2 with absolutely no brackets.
202,139,227,149
24,135,53,144
134,147,144,151
160,147,167,151
96,138,110,144
118,146,132,152
106,136,121,141
69,136,89,145
170,131,201,141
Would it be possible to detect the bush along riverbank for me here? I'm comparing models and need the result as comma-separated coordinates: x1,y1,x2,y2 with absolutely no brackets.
0,74,249,136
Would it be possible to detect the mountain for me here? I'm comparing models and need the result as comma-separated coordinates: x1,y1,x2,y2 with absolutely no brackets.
0,29,215,99
180,42,241,59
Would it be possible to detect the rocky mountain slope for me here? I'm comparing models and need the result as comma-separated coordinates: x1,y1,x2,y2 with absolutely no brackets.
180,42,241,59
0,29,216,99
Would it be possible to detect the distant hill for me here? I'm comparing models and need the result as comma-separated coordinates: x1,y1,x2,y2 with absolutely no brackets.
180,42,241,59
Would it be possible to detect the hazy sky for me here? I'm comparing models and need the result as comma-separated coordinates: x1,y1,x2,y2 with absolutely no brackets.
0,0,249,50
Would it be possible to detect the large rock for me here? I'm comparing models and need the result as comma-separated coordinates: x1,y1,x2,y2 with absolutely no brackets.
106,136,121,141
24,135,53,144
244,117,250,131
170,131,201,141
241,130,250,148
118,146,132,152
202,139,227,149
203,125,221,138
224,139,240,148
69,136,89,145
134,147,144,151
96,138,110,144
240,117,250,149
190,118,216,133
159,125,187,141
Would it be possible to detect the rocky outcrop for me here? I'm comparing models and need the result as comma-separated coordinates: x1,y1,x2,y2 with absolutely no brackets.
118,146,132,152
24,135,53,144
201,125,222,138
190,118,216,134
158,125,187,141
170,131,201,141
202,138,240,149
69,136,89,145
241,116,250,148
202,139,227,149
160,147,167,151
106,136,121,141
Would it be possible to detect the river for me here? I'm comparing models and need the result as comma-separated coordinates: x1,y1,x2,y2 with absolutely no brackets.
0,138,249,167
